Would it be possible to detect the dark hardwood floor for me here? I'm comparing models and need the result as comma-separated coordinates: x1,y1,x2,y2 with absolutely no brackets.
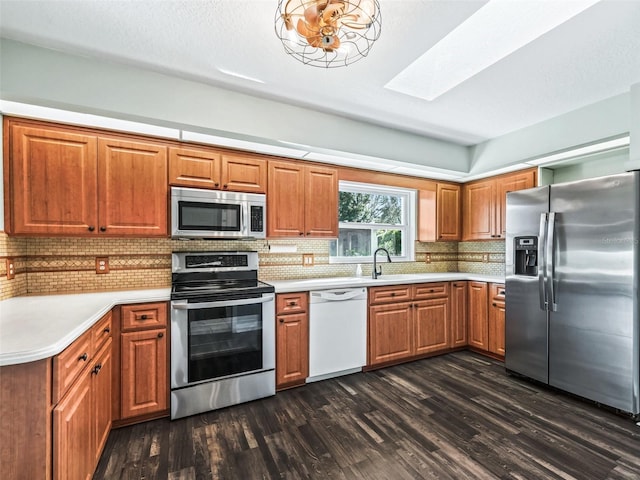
94,352,640,479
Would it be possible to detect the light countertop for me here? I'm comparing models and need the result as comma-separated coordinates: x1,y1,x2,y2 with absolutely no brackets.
0,289,170,367
0,273,504,367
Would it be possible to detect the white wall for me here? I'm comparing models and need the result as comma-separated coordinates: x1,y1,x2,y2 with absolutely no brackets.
550,149,629,184
469,93,631,174
0,38,468,173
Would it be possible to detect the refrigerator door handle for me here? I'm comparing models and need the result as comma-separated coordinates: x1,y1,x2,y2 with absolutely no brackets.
547,212,558,312
538,213,548,311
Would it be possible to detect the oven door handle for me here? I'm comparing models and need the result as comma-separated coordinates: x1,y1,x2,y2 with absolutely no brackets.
171,293,274,310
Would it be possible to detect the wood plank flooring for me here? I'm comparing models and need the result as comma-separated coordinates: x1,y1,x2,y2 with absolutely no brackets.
94,352,640,479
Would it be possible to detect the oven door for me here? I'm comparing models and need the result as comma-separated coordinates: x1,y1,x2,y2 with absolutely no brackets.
170,293,275,389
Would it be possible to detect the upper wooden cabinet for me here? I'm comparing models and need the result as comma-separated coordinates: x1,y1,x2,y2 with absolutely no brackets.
418,182,461,242
268,160,338,238
4,118,168,237
169,146,267,193
462,169,536,241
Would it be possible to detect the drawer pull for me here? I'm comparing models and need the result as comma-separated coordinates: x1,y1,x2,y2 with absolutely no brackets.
492,303,497,307
140,314,148,320
429,289,435,293
390,292,396,297
279,318,284,323
92,364,102,375
157,332,164,338
287,301,297,306
103,327,111,334
78,353,88,362
499,290,505,296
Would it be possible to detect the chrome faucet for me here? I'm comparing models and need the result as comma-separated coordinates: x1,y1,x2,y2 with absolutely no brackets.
372,247,392,279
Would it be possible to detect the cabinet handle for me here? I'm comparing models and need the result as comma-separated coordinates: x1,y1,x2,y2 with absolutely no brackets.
223,184,228,189
140,315,148,320
88,226,95,232
99,226,107,232
214,182,219,187
158,332,164,338
306,232,311,236
429,289,435,293
103,327,111,334
78,353,88,362
390,292,396,297
499,290,505,296
279,318,284,323
492,303,497,307
287,301,297,306
92,364,102,375
299,232,304,236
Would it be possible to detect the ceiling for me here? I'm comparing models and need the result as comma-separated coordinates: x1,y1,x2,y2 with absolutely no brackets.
1,0,639,147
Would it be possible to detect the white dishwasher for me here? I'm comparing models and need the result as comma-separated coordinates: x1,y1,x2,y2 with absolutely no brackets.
308,287,368,383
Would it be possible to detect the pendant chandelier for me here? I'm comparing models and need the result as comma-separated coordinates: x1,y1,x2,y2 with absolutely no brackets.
275,0,382,68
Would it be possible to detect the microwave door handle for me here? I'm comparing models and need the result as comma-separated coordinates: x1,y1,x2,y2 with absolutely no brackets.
172,294,274,310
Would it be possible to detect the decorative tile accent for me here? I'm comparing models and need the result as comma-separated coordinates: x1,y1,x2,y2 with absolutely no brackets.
0,235,507,298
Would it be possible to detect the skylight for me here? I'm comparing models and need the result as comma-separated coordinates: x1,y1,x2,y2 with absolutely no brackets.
384,0,601,101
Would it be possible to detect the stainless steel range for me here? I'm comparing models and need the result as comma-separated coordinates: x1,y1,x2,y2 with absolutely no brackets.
170,251,275,419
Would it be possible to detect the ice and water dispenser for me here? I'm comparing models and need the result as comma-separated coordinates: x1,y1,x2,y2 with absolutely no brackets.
514,236,538,276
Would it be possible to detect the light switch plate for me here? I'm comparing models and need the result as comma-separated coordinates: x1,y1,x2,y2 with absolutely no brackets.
96,256,109,274
302,254,314,267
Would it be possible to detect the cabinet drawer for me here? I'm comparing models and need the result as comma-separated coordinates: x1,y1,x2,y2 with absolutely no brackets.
92,310,113,351
276,292,308,315
413,282,449,300
369,285,412,304
121,302,167,330
53,329,93,403
490,283,505,301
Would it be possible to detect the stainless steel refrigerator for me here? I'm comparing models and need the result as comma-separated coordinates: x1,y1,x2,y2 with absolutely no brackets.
505,171,639,416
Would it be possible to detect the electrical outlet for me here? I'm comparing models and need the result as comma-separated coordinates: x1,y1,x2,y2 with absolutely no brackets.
425,253,432,264
96,256,109,274
6,258,15,280
302,253,314,267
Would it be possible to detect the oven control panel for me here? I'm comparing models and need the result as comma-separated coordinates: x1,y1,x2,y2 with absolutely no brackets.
173,251,259,272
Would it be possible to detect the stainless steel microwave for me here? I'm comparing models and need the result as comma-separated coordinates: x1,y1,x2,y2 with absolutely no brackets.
171,187,266,239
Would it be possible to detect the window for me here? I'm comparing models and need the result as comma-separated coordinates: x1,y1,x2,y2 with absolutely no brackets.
330,181,416,263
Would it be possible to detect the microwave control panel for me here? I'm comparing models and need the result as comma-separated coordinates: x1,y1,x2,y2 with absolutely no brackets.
250,206,264,233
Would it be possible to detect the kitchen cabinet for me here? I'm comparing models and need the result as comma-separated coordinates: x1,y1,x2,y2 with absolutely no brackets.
450,281,468,348
267,160,338,238
462,169,536,240
368,282,450,366
169,146,267,193
4,118,168,237
418,182,461,242
488,283,506,356
276,293,309,389
53,312,113,480
120,302,168,420
468,281,489,350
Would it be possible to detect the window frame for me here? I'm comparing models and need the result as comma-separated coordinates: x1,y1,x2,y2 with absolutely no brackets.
329,180,416,264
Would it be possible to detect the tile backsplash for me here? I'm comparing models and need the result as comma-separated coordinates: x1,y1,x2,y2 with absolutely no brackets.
0,233,505,300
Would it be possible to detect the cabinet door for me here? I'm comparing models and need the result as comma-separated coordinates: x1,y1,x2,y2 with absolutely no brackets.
120,328,168,419
93,338,112,465
168,146,221,189
468,282,489,350
267,161,305,237
276,312,309,388
496,170,536,238
304,165,338,237
450,281,468,348
53,368,94,480
489,300,506,356
462,180,495,241
221,153,267,193
368,303,413,365
8,123,98,235
414,298,450,355
98,137,168,236
436,183,461,241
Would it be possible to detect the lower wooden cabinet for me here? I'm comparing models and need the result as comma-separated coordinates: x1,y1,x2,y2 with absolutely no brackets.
488,284,506,356
276,293,309,389
120,303,169,420
368,283,450,366
53,332,113,480
450,281,468,347
468,281,489,350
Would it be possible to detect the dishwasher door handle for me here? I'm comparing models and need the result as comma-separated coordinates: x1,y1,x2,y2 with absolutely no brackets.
311,289,365,302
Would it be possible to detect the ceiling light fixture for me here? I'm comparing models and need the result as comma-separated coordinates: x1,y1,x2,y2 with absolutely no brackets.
275,0,381,68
